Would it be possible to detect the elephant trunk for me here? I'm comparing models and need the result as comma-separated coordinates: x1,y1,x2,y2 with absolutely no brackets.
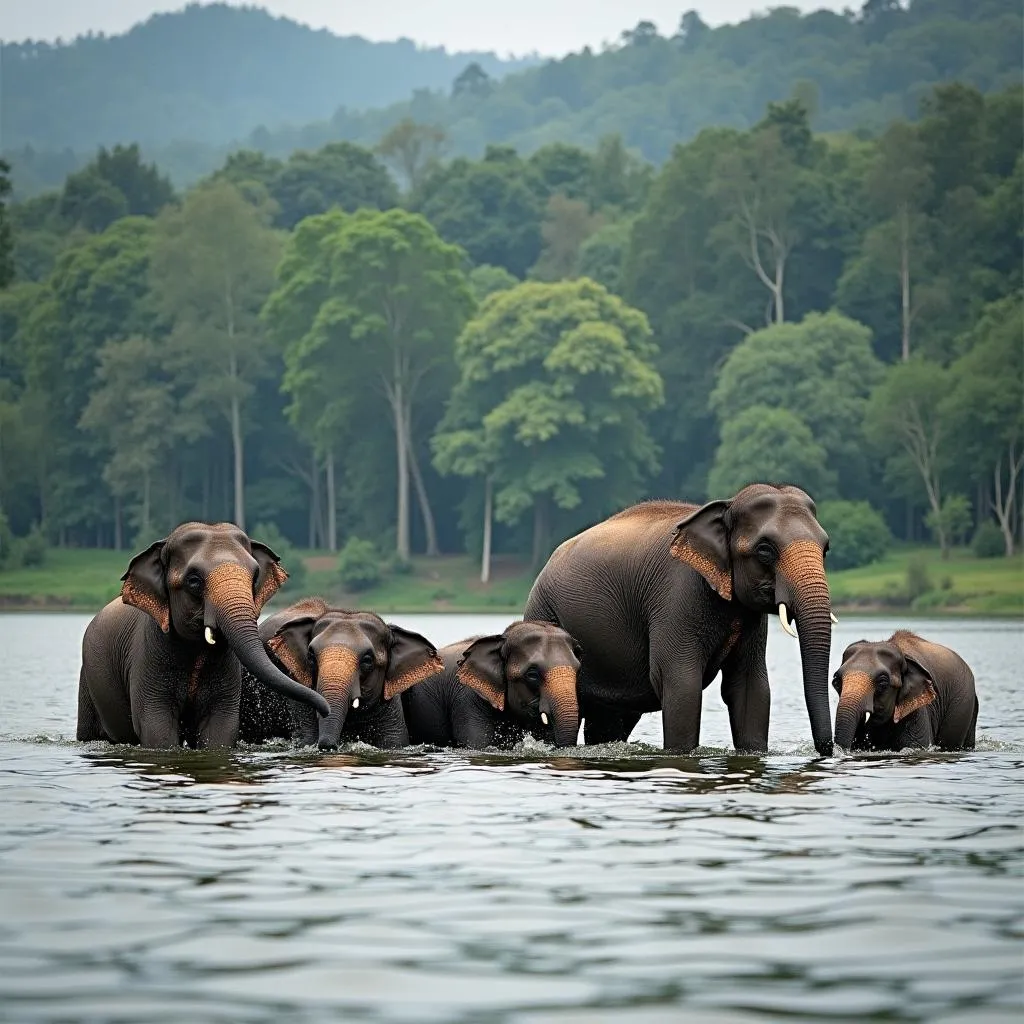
777,541,834,757
834,671,873,751
541,666,579,747
206,563,329,717
314,646,360,750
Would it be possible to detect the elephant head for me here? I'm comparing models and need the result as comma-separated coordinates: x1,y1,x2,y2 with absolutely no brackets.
260,599,444,750
833,638,937,751
670,484,835,756
120,522,329,717
455,621,582,747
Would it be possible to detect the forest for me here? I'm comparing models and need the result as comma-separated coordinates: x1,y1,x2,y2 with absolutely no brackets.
0,16,1021,603
4,0,1022,196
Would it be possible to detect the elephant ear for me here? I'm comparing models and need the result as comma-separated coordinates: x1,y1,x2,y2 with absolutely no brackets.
383,626,445,700
120,538,170,633
251,540,289,612
264,599,327,687
894,655,938,724
455,634,506,711
670,499,733,601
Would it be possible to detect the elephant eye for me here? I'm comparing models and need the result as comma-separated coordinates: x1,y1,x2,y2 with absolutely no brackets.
184,573,203,596
754,541,776,563
571,643,583,661
876,673,890,690
360,652,375,673
525,666,542,687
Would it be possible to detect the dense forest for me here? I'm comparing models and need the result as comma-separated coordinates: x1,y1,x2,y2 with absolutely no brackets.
5,0,1022,196
0,9,1021,584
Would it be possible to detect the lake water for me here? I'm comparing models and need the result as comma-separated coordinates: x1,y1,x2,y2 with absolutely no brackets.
0,612,1021,1023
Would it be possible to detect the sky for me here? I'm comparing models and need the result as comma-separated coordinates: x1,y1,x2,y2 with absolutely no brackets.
2,1,850,56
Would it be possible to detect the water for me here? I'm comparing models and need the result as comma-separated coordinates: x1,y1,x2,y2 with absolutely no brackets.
0,612,1021,1023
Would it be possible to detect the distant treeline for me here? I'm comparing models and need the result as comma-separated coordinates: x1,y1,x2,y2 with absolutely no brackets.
0,79,1020,576
5,0,1022,196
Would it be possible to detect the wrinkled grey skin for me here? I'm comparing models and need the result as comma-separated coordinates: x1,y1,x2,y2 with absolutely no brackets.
77,522,328,749
239,598,443,750
524,484,835,756
833,631,978,752
401,621,582,749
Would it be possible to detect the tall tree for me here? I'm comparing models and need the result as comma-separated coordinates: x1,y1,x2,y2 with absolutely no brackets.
530,194,605,282
434,278,664,570
375,119,448,192
150,181,283,531
0,160,13,289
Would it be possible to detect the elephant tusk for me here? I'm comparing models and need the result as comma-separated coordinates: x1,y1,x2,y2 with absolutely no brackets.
864,711,871,725
540,712,549,726
831,611,839,624
351,697,360,710
778,603,798,639
204,626,216,646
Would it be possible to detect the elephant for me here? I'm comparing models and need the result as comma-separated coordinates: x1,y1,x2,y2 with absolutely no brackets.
238,597,444,750
833,631,978,752
400,621,582,749
77,522,329,748
524,483,836,756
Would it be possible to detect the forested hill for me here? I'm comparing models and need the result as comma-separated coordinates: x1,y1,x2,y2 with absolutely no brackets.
4,0,1022,195
1,3,536,152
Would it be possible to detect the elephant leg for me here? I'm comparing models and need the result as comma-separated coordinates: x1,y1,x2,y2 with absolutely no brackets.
720,621,770,753
965,696,979,750
197,711,240,749
581,702,641,745
76,669,106,741
137,710,181,749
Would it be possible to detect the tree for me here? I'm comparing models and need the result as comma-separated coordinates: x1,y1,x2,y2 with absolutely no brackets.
433,278,664,571
269,209,472,560
0,160,12,288
530,194,604,282
79,336,175,541
576,220,632,294
375,119,447,192
708,406,835,499
271,142,397,230
468,264,518,303
150,181,283,532
865,359,952,555
710,312,884,499
942,294,1024,555
452,62,493,99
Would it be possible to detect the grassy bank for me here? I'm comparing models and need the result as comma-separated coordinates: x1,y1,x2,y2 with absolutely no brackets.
0,545,1021,616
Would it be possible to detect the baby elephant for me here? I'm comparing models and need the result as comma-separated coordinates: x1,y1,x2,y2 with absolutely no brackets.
401,621,581,749
240,597,443,749
833,631,978,752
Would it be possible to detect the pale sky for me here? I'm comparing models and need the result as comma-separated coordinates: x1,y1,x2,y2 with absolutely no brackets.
2,1,850,56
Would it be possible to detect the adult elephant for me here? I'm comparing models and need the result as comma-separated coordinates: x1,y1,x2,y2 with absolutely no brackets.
240,598,443,750
77,522,329,748
401,621,581,749
833,631,978,752
524,484,836,756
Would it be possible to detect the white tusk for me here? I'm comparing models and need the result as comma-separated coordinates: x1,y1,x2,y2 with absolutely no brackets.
778,603,798,639
351,698,360,709
204,626,216,646
831,611,839,624
540,712,549,726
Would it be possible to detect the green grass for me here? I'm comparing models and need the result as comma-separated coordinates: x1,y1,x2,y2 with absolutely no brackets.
1,544,1021,616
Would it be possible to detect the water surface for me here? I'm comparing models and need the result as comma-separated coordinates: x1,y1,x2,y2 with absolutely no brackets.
0,613,1021,1022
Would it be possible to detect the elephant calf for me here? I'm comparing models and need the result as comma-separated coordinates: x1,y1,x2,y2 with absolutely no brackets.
400,621,581,749
833,631,978,752
239,597,443,750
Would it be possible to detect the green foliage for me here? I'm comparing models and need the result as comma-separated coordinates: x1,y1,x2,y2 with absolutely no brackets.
468,264,518,302
250,521,307,596
707,406,835,500
972,521,1006,559
0,160,13,288
18,524,48,567
905,554,934,602
817,500,892,571
575,220,632,294
925,494,974,551
0,509,14,569
337,537,382,592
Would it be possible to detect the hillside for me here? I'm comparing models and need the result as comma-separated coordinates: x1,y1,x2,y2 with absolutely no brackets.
0,3,536,152
5,0,1021,195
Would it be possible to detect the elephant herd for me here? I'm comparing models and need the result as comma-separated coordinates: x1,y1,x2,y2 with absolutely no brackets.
76,483,980,755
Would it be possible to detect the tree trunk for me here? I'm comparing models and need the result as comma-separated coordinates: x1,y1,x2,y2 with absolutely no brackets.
992,444,1022,557
899,204,911,362
481,476,493,584
309,448,319,549
531,496,549,569
392,383,410,561
326,446,337,553
773,255,785,325
408,435,439,557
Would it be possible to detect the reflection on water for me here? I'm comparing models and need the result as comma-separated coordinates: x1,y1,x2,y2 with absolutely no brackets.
0,613,1021,1022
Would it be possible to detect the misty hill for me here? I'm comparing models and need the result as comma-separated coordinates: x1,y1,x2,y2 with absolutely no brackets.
5,0,1021,194
1,3,537,152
